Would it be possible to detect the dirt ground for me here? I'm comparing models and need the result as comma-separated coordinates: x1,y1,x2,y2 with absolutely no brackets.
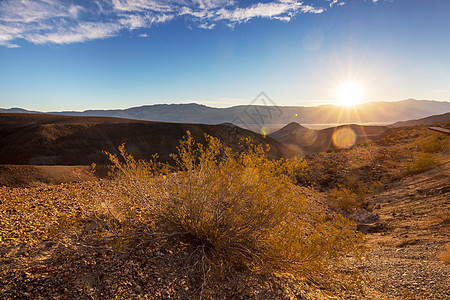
0,151,449,299
357,161,450,299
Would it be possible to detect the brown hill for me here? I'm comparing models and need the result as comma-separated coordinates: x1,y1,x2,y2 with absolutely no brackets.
269,123,388,154
389,112,450,127
268,122,309,141
0,113,295,165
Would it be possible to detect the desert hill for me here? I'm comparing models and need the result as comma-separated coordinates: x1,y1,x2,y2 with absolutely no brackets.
390,112,450,127
267,122,309,141
0,113,295,166
269,122,388,154
2,99,449,128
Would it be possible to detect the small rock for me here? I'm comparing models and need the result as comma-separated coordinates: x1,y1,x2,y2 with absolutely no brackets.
357,223,384,234
351,209,380,223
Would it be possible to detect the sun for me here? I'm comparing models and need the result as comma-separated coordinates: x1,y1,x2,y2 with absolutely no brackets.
335,81,364,106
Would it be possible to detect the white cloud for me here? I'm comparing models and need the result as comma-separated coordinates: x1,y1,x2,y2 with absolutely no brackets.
198,23,216,29
24,22,121,44
111,0,173,12
0,0,348,47
119,14,149,30
214,2,302,23
327,0,346,7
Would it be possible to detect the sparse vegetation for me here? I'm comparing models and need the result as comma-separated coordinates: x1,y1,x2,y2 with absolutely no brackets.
81,132,366,294
2,124,449,299
408,152,438,173
327,185,361,213
306,126,449,194
417,132,446,153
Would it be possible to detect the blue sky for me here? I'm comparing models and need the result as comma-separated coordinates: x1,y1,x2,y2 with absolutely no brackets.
1,0,449,111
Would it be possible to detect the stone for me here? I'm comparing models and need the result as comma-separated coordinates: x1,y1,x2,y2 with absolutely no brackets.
351,208,380,223
357,223,384,234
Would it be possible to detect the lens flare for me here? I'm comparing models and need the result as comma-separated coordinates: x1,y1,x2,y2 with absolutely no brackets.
297,130,317,147
260,127,268,137
332,127,357,149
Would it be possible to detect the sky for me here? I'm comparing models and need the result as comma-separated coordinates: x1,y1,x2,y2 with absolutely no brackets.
0,0,449,111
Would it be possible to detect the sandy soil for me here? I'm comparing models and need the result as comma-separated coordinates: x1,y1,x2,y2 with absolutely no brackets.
357,161,450,299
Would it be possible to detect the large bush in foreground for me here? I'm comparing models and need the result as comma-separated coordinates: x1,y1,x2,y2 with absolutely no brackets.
93,132,365,289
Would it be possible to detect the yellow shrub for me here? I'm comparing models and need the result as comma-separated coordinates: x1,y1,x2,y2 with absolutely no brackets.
327,186,361,213
417,133,446,153
408,152,437,173
95,132,365,287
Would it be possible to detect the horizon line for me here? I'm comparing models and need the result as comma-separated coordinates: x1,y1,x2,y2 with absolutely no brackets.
2,98,450,113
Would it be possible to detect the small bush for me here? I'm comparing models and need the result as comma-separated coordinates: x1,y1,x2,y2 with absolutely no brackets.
408,152,437,173
88,132,366,293
327,186,361,213
417,133,446,153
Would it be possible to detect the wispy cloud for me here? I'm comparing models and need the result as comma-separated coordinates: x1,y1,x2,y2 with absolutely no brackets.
329,0,346,7
0,0,350,47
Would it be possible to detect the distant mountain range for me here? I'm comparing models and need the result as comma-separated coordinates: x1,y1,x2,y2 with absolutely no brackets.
2,99,449,130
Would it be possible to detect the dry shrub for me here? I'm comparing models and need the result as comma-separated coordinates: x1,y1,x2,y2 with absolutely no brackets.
439,243,450,263
408,152,437,173
89,132,366,291
327,186,361,213
417,132,447,153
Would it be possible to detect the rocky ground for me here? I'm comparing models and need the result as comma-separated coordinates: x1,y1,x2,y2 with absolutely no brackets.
357,161,450,299
0,181,340,299
1,162,448,299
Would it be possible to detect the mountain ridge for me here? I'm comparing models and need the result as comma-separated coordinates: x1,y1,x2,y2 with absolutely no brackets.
390,112,450,127
1,99,449,128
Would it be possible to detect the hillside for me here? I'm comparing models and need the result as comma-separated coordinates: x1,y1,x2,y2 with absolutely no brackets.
0,113,295,166
2,99,449,127
269,122,388,154
390,112,450,127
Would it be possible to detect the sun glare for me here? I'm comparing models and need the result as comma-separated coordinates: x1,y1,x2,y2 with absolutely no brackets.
335,81,364,107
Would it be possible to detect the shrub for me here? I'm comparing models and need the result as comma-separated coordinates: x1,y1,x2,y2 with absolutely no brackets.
408,152,437,173
90,132,366,291
327,186,361,213
417,133,446,153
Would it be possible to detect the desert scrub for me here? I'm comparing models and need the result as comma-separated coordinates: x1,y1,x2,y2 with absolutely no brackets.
86,132,366,292
407,152,438,173
326,185,362,213
416,132,447,153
